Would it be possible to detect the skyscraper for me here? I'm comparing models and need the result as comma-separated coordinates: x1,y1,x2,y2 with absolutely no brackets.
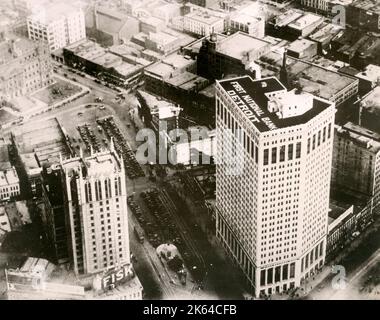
215,75,335,297
61,143,130,275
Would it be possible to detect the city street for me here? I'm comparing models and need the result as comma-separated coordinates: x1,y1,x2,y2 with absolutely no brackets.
307,219,380,300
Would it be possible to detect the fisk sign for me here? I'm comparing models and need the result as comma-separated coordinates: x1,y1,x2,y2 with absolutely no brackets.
101,265,133,291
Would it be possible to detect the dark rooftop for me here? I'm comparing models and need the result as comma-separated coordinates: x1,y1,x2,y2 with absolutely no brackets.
218,76,331,132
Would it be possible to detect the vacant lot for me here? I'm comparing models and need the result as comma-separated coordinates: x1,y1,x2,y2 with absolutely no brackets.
32,79,82,105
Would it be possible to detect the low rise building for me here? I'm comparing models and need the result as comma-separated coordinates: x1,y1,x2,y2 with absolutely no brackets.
0,35,53,101
183,7,226,36
257,53,359,107
331,30,380,69
197,32,271,80
63,39,145,88
287,13,324,38
0,167,20,201
144,54,211,124
287,39,318,59
347,0,380,32
300,0,353,16
268,10,324,40
226,2,265,38
359,87,380,135
308,22,343,54
355,64,380,95
86,5,140,47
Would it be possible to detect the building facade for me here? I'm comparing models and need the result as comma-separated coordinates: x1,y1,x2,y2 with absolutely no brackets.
0,36,53,101
61,145,130,275
0,167,20,201
332,122,380,216
215,76,335,297
27,3,86,52
300,0,353,16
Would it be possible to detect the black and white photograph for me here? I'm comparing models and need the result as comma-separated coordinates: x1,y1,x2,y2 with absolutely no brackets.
0,0,379,310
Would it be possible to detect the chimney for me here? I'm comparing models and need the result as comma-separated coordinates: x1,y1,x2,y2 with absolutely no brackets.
280,49,290,90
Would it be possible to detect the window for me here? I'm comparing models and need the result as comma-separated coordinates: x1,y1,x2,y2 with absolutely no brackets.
271,147,277,164
275,266,281,282
307,138,310,154
312,134,316,150
288,144,293,160
296,142,301,159
323,127,326,142
260,270,266,286
328,123,331,139
267,268,273,284
290,263,295,278
264,149,269,165
280,145,285,162
282,264,288,281
317,131,321,146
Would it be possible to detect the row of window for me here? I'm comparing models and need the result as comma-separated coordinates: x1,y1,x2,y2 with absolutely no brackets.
263,142,301,166
217,100,259,163
301,241,324,273
307,123,331,154
260,262,295,287
84,177,122,203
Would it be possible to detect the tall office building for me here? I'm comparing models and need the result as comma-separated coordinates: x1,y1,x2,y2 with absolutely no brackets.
27,2,86,52
215,75,335,297
61,143,130,275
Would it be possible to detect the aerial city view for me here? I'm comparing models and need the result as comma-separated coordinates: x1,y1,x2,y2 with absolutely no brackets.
0,0,379,306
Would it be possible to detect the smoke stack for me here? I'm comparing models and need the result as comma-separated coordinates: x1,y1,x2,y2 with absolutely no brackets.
280,49,290,90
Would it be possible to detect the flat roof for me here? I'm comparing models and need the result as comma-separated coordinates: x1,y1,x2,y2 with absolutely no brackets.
362,86,380,108
217,32,270,60
288,13,322,30
288,39,316,53
217,76,331,132
338,122,380,154
185,10,224,25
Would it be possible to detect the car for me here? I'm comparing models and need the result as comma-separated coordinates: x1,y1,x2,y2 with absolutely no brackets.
78,112,83,116
99,105,106,110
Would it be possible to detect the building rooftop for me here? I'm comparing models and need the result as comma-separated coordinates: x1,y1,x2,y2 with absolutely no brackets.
0,36,40,66
145,53,195,78
0,167,19,187
350,0,380,13
185,9,225,26
272,9,302,28
287,39,316,54
337,122,380,154
217,32,270,61
361,86,380,109
217,76,331,132
62,149,122,179
12,118,70,166
308,23,343,44
288,13,322,31
356,64,380,84
258,54,359,103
